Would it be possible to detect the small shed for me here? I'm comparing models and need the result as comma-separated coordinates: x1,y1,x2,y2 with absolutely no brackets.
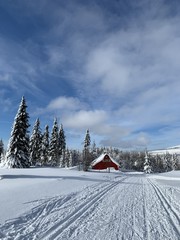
91,153,119,171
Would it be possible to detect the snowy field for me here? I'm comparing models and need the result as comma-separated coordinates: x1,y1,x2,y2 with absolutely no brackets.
0,167,179,240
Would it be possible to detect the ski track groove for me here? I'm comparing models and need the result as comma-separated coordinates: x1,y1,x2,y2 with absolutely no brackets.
0,195,74,240
118,177,145,240
76,176,146,240
147,178,180,237
68,176,134,240
0,176,126,240
142,179,150,240
75,177,135,240
1,174,180,240
40,177,127,240
0,188,99,239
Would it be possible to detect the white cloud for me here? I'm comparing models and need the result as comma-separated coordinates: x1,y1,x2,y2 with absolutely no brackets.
85,45,130,94
47,96,84,111
63,110,108,130
84,17,180,98
100,132,150,149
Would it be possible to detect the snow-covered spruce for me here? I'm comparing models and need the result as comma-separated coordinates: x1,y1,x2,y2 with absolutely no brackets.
29,118,42,166
41,125,50,166
83,129,91,171
48,118,60,167
4,96,30,168
144,151,152,173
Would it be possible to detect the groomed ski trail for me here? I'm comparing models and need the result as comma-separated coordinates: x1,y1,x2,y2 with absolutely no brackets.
0,174,179,240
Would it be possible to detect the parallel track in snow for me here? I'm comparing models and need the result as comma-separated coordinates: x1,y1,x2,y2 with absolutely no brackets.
142,180,150,240
1,174,180,240
147,178,180,237
0,193,80,240
40,177,127,240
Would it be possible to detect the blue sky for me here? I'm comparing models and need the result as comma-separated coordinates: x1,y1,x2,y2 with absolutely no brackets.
0,0,180,150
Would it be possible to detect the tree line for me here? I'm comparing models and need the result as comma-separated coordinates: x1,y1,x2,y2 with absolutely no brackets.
0,96,180,172
0,97,94,169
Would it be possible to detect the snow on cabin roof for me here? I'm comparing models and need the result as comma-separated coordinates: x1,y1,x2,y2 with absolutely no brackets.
91,153,119,167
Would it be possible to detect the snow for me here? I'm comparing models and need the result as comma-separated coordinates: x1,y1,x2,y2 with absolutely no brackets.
149,145,180,155
167,145,180,149
0,167,180,240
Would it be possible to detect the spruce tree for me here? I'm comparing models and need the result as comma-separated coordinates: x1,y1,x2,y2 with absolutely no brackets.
172,154,179,170
156,154,164,172
29,118,42,166
83,129,91,171
48,118,59,166
72,150,80,168
144,151,152,173
164,153,172,172
59,124,66,155
5,96,30,168
0,139,4,163
69,150,73,167
65,148,70,168
84,129,91,148
92,140,98,159
58,124,66,167
41,125,49,166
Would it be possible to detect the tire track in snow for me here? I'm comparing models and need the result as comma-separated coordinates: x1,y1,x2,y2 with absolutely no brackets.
40,177,127,240
147,178,180,237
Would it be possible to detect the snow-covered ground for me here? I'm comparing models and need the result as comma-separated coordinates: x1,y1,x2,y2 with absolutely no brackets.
0,167,179,240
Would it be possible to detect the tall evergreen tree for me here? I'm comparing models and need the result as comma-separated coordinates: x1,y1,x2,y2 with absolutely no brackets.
69,150,73,167
0,139,4,163
70,150,79,167
172,154,179,170
59,124,66,156
84,129,91,148
41,125,49,166
5,96,30,168
65,148,70,168
58,124,66,167
144,151,152,173
155,154,164,172
29,118,42,166
164,153,172,172
48,118,59,166
83,129,91,171
91,140,98,159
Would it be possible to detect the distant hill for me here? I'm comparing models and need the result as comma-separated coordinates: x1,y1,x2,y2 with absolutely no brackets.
149,145,180,155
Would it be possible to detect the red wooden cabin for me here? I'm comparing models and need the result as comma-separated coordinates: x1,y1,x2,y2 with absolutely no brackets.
91,153,119,170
